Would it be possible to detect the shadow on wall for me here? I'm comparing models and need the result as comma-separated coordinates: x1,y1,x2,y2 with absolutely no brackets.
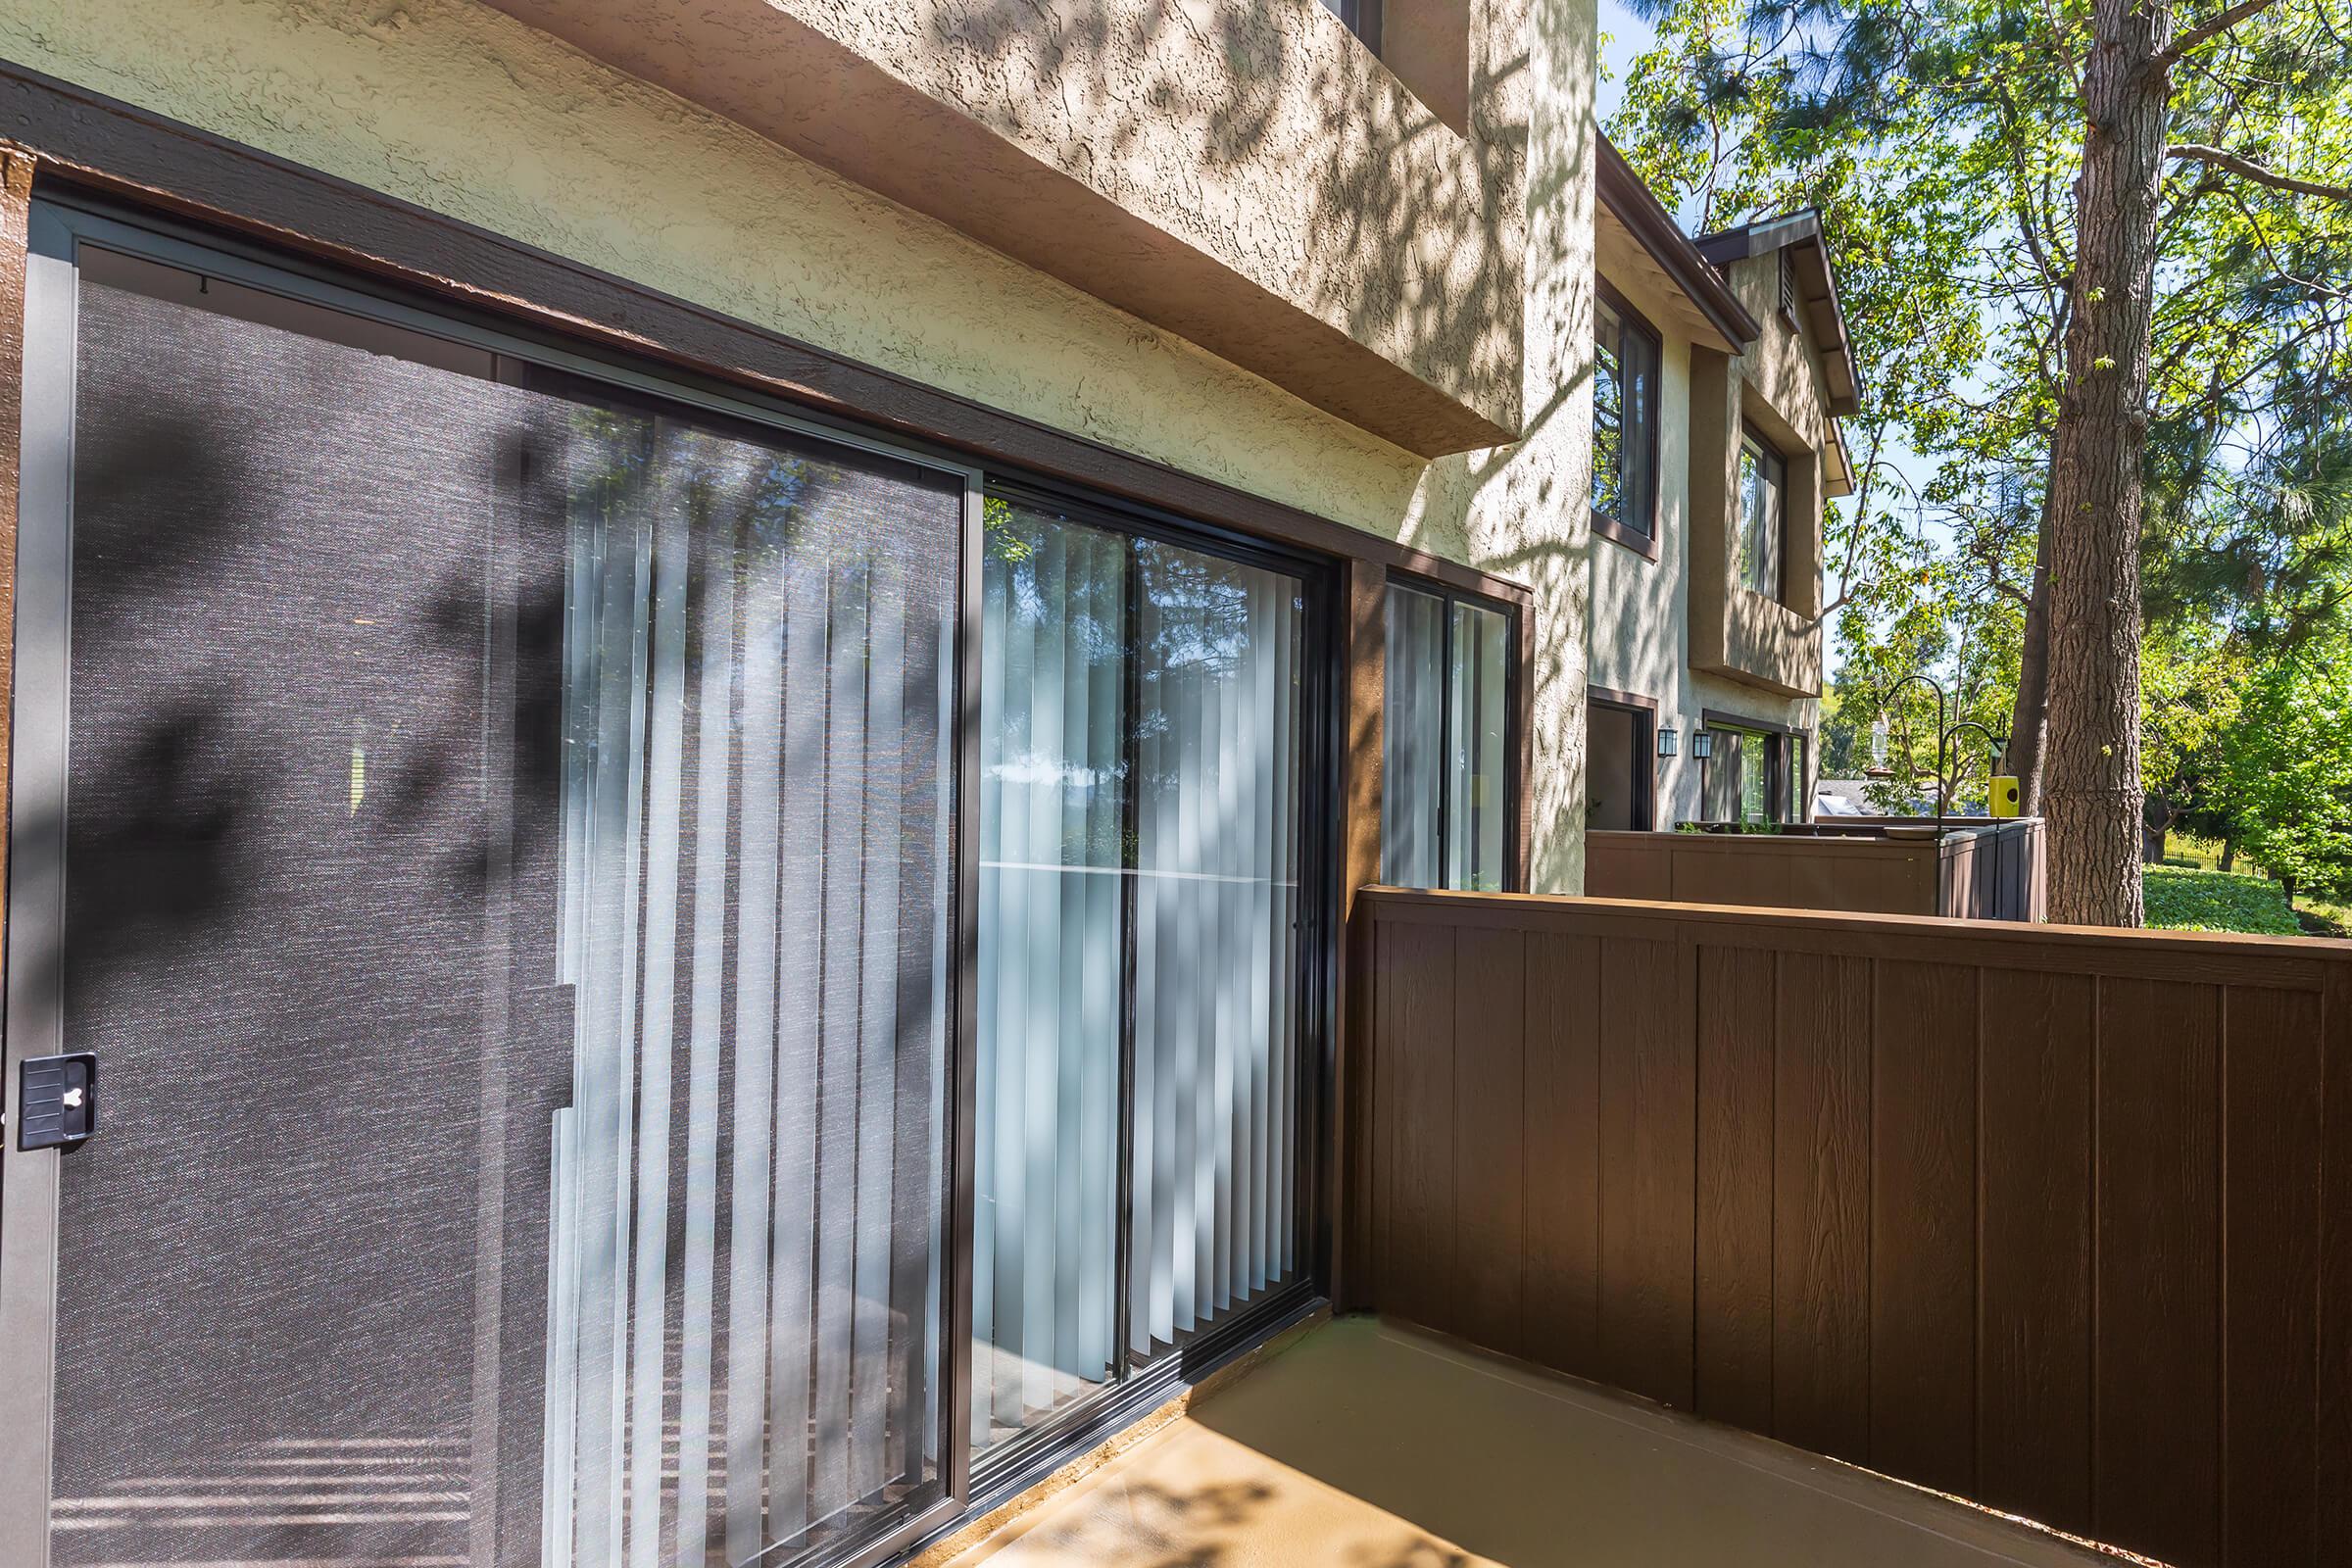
931,0,1598,561
937,0,1531,436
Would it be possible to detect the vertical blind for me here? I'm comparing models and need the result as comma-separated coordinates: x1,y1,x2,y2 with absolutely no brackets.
1382,584,1446,888
1127,538,1302,1363
974,499,1304,1456
1383,584,1510,892
1446,600,1509,891
48,259,959,1568
543,405,958,1568
39,228,1316,1568
972,505,1126,1450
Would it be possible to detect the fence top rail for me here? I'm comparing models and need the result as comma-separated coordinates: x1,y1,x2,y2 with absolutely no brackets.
1588,830,1938,858
1357,885,2352,972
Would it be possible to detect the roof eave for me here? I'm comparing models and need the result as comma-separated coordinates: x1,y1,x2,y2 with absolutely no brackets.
1595,137,1761,354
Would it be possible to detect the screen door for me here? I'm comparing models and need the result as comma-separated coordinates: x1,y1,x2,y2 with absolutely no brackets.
0,206,963,1568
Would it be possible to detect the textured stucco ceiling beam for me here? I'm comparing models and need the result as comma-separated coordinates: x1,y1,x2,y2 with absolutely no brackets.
480,0,1524,458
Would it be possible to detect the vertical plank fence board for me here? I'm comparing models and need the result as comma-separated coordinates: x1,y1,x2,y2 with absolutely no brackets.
1596,936,1693,1408
1976,966,2095,1533
1451,926,1527,1355
2221,985,2320,1567
1351,891,2349,1568
2095,977,2222,1568
2321,964,2352,1561
1870,958,1978,1494
1771,952,1872,1463
1694,941,1776,1433
1524,931,1602,1377
1378,918,1456,1334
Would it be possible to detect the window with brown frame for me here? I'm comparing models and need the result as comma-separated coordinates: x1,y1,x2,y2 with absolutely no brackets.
1738,423,1788,600
1592,283,1661,555
1315,0,1381,50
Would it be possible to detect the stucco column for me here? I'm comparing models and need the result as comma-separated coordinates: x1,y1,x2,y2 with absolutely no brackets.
1465,0,1596,894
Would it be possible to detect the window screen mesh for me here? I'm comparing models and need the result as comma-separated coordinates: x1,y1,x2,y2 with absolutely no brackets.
50,262,957,1568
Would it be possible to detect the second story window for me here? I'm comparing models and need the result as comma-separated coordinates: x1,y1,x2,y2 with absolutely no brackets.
1384,580,1514,892
1739,424,1787,599
1316,0,1380,48
1592,285,1660,552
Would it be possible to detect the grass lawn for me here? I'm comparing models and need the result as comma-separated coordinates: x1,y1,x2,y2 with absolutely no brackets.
2142,864,2306,936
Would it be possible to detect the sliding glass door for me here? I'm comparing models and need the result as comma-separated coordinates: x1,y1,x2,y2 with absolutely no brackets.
1382,581,1514,891
7,212,961,1568
973,494,1310,1467
3,202,1328,1568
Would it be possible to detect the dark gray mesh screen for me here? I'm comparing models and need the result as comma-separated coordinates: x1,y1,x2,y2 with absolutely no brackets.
50,265,956,1568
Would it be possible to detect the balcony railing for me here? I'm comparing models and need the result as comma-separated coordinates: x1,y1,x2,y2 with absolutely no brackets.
1340,886,2352,1568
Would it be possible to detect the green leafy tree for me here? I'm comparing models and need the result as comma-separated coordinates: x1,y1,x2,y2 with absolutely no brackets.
1612,0,2352,923
2218,625,2352,899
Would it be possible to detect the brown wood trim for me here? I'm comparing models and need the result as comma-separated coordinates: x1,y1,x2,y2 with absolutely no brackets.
1593,274,1663,554
1589,684,1659,713
0,62,1533,607
1701,706,1798,737
1332,559,1386,1308
1587,685,1659,834
1356,886,2350,983
1596,136,1758,353
1589,509,1659,561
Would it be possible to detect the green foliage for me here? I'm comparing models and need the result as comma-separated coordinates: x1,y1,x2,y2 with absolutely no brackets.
1611,0,2352,925
2214,624,2352,896
2143,865,2304,936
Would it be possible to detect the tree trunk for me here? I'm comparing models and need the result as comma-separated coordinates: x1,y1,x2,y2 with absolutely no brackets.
2041,0,2172,926
2005,501,2052,814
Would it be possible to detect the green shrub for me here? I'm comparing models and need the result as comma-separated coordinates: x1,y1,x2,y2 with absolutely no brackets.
2143,865,2302,936
2161,855,2199,869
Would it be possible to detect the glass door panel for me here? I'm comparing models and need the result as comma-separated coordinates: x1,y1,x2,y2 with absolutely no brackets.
12,226,959,1568
971,500,1128,1453
1128,539,1303,1362
971,496,1309,1457
1446,600,1510,891
1380,584,1445,887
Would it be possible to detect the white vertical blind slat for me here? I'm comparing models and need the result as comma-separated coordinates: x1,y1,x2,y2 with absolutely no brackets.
723,543,786,1565
809,567,869,1525
673,450,745,1568
850,566,906,1498
625,431,694,1568
766,542,829,1543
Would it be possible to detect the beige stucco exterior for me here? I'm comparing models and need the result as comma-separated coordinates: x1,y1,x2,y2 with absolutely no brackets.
1588,230,1836,826
0,0,1596,888
475,0,1526,456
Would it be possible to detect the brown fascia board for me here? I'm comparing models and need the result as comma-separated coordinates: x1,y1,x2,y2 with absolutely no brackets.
479,0,1517,459
1694,210,1862,417
1596,137,1759,354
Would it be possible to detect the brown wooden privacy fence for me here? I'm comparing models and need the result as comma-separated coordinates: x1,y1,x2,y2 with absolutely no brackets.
1341,888,2352,1568
1587,819,2046,922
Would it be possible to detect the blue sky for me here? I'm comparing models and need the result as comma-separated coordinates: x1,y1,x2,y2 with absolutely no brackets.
1592,0,1959,694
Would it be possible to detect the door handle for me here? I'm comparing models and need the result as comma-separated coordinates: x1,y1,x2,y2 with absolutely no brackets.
18,1053,97,1151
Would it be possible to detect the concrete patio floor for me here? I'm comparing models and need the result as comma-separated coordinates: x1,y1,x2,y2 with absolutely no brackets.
934,1317,2122,1568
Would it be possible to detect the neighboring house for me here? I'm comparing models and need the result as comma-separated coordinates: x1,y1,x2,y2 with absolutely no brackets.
1585,143,1860,830
0,7,1854,1568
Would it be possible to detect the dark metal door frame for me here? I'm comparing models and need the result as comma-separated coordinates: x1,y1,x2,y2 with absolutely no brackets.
0,193,1345,1568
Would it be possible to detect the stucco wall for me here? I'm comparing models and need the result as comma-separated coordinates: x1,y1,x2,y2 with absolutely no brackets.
1589,248,1815,827
0,0,1595,886
479,0,1524,453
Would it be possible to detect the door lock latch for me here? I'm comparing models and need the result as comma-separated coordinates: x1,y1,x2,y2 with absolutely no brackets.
19,1054,97,1151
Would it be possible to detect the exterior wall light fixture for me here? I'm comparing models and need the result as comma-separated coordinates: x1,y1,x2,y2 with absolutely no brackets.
1690,730,1715,760
1656,725,1679,759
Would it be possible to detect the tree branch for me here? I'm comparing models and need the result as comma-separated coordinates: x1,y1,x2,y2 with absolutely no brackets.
2166,142,2352,201
2150,0,2285,74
